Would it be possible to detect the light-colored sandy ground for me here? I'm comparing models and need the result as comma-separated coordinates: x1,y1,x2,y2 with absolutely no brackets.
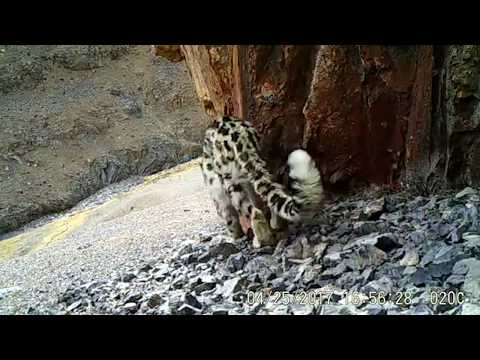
0,159,220,314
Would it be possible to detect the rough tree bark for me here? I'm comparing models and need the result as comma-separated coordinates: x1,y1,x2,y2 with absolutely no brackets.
154,45,480,192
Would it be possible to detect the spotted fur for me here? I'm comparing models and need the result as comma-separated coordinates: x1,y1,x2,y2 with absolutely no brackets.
201,115,323,239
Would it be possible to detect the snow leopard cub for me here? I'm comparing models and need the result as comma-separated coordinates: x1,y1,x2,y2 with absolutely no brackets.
200,115,324,247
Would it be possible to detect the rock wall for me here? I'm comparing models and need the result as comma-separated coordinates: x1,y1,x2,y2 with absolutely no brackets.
156,45,480,192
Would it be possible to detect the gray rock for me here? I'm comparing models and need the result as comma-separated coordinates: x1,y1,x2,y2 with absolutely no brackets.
459,303,480,315
289,304,315,315
399,249,420,267
452,259,470,275
448,226,467,244
360,268,374,283
123,99,142,118
362,276,393,295
436,223,454,238
261,303,290,315
139,263,153,273
407,230,427,245
179,253,196,265
164,291,185,314
285,283,297,293
455,187,477,199
313,243,328,259
244,256,278,282
386,307,404,315
446,274,465,286
66,300,83,312
344,233,380,249
219,277,244,299
427,261,455,279
303,265,322,284
360,198,385,220
0,286,22,300
183,293,202,309
20,186,480,316
455,258,480,301
323,252,343,267
209,305,234,315
153,264,170,279
420,246,440,267
331,223,352,238
408,196,428,210
321,262,348,279
193,281,216,294
121,272,136,282
362,304,386,315
270,277,287,291
345,233,399,253
336,271,362,289
172,276,189,290
177,304,202,315
226,253,246,273
146,293,164,308
353,221,382,236
199,242,240,262
123,302,138,312
124,292,142,304
463,233,480,254
432,245,457,264
179,243,196,256
320,304,365,315
403,266,418,276
410,268,432,286
401,304,433,315
423,197,438,210
343,245,386,271
300,236,314,259
285,239,304,259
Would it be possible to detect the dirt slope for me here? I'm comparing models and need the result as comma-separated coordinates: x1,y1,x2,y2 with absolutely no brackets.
0,159,219,313
0,45,208,234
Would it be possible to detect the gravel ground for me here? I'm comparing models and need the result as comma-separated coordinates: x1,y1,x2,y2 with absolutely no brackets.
2,160,480,315
0,159,218,314
46,186,480,315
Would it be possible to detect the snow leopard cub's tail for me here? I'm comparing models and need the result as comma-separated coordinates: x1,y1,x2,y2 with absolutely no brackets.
236,144,323,225
286,149,324,221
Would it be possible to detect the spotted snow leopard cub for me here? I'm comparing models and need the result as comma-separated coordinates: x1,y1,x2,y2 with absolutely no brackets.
200,115,324,247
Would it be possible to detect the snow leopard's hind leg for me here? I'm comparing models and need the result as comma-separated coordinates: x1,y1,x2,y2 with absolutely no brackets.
201,131,244,240
224,177,279,248
200,157,244,239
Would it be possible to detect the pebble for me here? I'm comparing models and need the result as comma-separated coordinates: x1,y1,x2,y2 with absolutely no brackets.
37,188,480,315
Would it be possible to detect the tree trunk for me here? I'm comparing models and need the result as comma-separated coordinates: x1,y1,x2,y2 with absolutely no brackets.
154,45,480,192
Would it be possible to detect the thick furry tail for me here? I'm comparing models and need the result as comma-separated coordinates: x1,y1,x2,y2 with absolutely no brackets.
286,149,324,220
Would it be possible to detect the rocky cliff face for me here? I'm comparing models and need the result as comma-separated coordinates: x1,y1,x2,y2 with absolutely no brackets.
159,45,480,192
0,45,208,234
